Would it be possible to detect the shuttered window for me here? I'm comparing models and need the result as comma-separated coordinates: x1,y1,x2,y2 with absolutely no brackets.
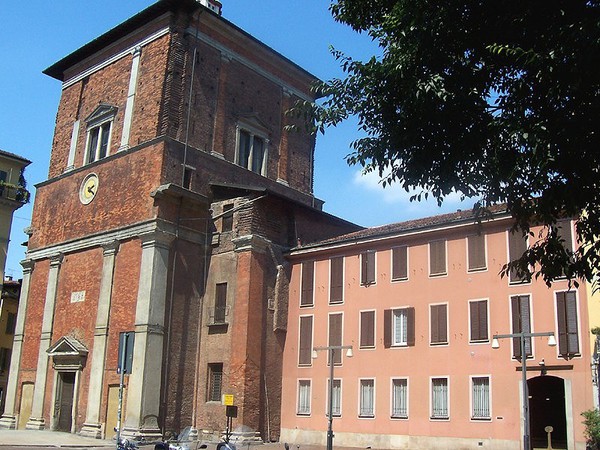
557,220,574,252
221,204,234,232
297,380,311,415
384,308,415,347
300,261,314,307
391,246,408,281
430,304,448,345
213,283,227,324
361,250,376,285
298,316,313,366
471,377,491,419
330,256,344,304
328,313,343,365
511,295,532,358
469,300,488,342
360,310,375,348
508,231,528,283
556,291,579,357
467,234,486,271
429,240,447,276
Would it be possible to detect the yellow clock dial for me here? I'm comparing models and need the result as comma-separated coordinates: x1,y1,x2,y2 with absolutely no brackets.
80,173,99,204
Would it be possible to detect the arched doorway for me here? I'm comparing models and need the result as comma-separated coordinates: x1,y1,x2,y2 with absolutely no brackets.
528,375,567,449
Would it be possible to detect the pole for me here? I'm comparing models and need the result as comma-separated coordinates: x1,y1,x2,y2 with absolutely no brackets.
521,334,529,450
116,333,128,449
327,348,334,450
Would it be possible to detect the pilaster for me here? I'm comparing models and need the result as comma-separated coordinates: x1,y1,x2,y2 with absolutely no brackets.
119,47,142,151
122,232,173,440
81,241,120,438
26,254,63,430
0,260,35,429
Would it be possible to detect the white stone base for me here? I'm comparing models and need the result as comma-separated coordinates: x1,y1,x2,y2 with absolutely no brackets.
279,428,519,450
80,422,104,439
25,417,46,430
0,415,17,430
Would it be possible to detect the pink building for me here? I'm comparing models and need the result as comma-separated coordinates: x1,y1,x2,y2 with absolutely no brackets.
281,206,593,449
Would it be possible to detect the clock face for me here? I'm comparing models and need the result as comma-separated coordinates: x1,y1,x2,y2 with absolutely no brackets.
79,173,99,205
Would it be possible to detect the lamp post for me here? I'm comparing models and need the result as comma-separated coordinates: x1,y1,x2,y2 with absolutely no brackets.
312,345,353,450
492,331,556,450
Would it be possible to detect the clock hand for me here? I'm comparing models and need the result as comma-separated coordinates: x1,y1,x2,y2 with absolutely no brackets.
87,183,96,194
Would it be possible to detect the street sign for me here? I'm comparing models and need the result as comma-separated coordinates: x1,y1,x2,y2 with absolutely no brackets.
222,394,234,406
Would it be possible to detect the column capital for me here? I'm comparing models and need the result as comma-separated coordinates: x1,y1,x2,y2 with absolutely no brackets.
220,50,233,62
20,259,35,274
49,253,64,268
102,240,120,256
139,231,175,250
282,87,293,98
132,46,142,57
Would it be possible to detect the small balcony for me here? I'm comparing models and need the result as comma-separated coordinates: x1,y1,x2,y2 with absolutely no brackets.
0,182,30,205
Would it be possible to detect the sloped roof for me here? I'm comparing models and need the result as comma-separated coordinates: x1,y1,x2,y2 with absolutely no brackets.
294,204,510,251
0,149,31,165
47,335,89,357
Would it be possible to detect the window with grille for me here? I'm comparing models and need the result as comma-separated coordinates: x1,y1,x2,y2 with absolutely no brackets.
471,376,490,419
298,316,313,366
300,261,314,307
383,308,415,348
207,363,223,402
297,380,311,415
330,256,344,304
391,378,408,418
556,291,580,357
429,240,447,276
469,300,488,343
430,304,448,345
391,246,408,281
508,230,528,283
467,234,487,271
359,379,375,417
327,379,342,417
511,295,532,359
360,310,375,349
361,250,376,285
431,377,449,419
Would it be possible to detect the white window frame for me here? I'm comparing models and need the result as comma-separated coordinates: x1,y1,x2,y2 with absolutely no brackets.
428,239,448,277
554,289,582,358
84,105,117,165
509,293,534,360
359,309,376,349
298,315,314,367
297,379,312,416
392,308,409,347
429,302,449,346
470,375,491,420
358,378,375,418
466,233,488,273
507,230,531,285
430,376,450,420
235,124,269,176
329,255,345,304
390,245,409,282
390,377,409,419
360,250,377,286
468,298,490,344
328,312,344,366
299,261,315,308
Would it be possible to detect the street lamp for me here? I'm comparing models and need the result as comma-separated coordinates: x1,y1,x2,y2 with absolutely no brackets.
312,345,353,450
492,331,556,450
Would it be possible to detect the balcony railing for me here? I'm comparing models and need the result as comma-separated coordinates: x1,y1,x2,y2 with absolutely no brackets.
0,182,30,204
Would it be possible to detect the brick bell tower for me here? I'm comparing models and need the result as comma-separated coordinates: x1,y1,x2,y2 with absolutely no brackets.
0,0,359,442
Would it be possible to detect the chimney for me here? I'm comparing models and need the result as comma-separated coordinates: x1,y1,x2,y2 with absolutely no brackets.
197,0,222,15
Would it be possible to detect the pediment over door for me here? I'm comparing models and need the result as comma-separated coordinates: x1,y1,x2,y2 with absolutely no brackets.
47,336,89,370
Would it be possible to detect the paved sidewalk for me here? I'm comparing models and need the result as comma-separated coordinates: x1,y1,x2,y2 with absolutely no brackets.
0,430,114,447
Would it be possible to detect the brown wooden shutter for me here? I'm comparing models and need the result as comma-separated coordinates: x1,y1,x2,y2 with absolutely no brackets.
301,261,314,306
557,291,579,356
557,220,573,252
361,251,376,285
392,246,408,280
330,257,344,303
430,241,446,275
329,314,343,364
299,316,313,365
468,234,486,271
511,295,522,358
508,231,527,282
470,300,488,341
406,307,415,346
511,295,531,358
384,309,392,348
360,311,375,348
431,304,447,344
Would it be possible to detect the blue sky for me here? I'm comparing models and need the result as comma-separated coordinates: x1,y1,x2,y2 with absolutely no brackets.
0,1,473,279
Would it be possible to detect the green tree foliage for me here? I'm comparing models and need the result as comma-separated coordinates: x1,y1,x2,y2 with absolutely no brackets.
582,409,600,450
296,0,600,287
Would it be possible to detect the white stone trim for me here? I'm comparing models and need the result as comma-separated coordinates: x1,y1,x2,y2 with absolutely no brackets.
62,27,170,90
